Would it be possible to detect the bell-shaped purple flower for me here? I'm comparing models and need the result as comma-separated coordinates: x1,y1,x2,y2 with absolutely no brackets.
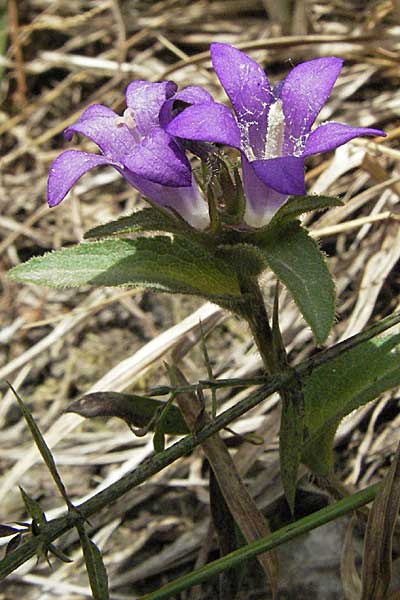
47,81,213,229
167,43,385,227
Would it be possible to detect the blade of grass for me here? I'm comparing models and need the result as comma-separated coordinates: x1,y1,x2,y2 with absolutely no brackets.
139,484,379,600
361,442,400,599
7,383,74,511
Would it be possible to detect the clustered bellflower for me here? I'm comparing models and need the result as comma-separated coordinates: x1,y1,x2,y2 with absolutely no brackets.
47,82,212,229
167,43,384,227
48,43,384,230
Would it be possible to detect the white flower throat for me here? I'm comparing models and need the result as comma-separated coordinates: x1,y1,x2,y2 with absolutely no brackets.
114,108,142,142
263,99,285,160
115,107,136,130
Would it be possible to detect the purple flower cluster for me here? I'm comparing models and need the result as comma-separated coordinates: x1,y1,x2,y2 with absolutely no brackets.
48,82,212,229
48,43,384,229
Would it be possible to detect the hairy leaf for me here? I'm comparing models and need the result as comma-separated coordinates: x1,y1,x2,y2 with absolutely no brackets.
217,243,266,278
266,195,343,229
84,206,199,240
8,237,242,304
256,222,335,344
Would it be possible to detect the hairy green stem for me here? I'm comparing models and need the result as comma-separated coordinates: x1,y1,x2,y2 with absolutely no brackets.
238,274,279,374
238,274,305,511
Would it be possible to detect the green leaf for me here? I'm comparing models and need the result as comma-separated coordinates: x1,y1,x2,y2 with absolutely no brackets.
217,243,266,278
19,487,47,530
256,222,335,344
66,392,189,435
8,237,242,304
266,195,343,229
302,333,400,475
84,206,199,240
9,384,73,510
77,524,109,600
279,387,305,514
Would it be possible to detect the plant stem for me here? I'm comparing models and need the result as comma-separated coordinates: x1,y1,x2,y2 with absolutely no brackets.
238,275,280,374
0,372,294,581
1,309,400,580
238,274,304,512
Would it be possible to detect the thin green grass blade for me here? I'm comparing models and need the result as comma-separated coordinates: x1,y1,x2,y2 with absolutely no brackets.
139,484,378,600
8,383,74,510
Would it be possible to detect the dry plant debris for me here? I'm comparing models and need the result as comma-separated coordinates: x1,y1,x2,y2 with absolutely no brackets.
0,0,399,598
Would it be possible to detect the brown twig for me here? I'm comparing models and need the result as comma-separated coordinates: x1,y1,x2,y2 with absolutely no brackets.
8,0,27,107
169,365,279,597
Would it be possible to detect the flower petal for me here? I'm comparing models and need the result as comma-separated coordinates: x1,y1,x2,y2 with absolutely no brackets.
159,85,214,128
210,43,272,122
166,102,241,148
123,128,192,187
241,155,288,227
47,150,111,207
303,121,386,157
210,43,273,156
64,104,116,129
125,81,177,134
279,57,343,154
64,104,137,161
174,85,214,105
124,171,210,229
252,156,305,195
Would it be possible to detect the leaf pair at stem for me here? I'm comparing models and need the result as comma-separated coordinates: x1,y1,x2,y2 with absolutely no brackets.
9,194,340,344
